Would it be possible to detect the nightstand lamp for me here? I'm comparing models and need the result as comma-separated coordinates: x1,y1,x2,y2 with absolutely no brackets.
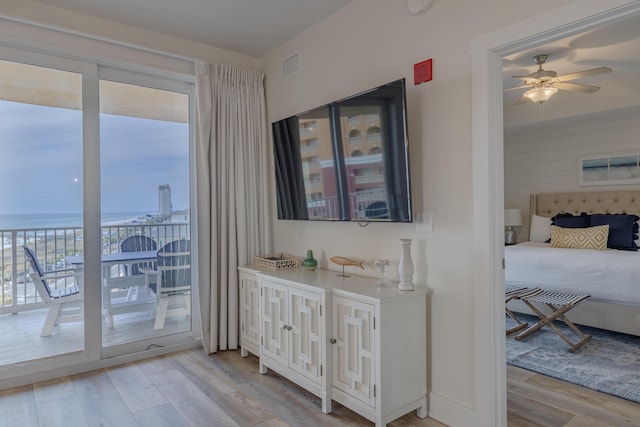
504,208,522,245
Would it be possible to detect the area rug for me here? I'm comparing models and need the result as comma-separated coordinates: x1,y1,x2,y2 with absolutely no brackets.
506,314,640,403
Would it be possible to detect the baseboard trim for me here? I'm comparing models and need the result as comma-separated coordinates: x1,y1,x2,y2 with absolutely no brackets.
428,391,477,427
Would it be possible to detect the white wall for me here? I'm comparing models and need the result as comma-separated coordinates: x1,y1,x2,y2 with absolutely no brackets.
505,111,640,241
261,0,573,424
0,0,261,70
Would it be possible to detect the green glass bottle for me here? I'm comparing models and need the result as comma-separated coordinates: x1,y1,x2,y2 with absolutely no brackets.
301,249,318,271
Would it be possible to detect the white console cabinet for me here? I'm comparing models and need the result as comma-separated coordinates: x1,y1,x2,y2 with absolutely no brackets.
238,266,428,427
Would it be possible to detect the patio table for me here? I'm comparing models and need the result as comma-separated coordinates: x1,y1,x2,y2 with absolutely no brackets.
66,251,157,328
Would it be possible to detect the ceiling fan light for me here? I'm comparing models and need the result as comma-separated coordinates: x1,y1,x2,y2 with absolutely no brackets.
524,86,558,103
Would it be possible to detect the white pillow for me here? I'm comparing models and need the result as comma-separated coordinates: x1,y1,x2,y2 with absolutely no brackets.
529,214,552,243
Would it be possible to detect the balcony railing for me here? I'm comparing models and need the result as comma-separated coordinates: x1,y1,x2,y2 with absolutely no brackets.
0,223,189,314
304,188,388,220
354,174,384,185
350,188,388,219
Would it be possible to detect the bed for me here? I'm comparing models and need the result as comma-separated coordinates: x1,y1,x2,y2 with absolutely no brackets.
505,190,640,336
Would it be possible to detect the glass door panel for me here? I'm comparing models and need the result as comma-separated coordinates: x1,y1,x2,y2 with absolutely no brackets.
0,59,84,366
98,79,191,348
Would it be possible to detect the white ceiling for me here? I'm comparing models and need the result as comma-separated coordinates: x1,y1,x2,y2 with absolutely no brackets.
36,0,354,57
503,14,640,132
35,0,639,132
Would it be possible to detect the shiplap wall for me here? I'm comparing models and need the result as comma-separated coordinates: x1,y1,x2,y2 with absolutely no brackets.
504,112,640,242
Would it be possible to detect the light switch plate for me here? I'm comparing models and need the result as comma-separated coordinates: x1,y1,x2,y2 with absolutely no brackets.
416,211,433,232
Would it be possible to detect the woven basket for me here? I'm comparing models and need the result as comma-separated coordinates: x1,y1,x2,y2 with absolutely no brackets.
254,254,302,270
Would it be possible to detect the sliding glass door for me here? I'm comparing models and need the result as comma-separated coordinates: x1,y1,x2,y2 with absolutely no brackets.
98,72,193,351
0,44,195,377
0,54,87,367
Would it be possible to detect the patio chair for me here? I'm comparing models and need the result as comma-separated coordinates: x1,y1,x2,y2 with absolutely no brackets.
365,201,389,219
120,235,157,301
120,235,157,275
23,246,83,337
144,239,191,329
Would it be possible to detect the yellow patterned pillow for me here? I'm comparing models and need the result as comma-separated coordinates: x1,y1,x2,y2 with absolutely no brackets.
550,225,609,250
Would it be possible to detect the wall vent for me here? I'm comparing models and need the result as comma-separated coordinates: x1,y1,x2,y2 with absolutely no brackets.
282,53,300,78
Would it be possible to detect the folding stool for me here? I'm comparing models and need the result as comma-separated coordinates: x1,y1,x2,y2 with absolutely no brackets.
515,290,592,352
505,286,537,335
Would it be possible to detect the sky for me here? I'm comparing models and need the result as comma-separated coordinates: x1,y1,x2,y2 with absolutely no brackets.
0,100,189,215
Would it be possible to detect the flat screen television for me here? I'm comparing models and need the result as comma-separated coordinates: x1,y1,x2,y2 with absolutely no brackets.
272,78,412,222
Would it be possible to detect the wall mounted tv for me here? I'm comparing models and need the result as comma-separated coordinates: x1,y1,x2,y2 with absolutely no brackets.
272,78,412,222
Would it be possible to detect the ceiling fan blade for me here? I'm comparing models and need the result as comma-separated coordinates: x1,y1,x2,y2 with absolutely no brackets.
555,67,612,82
512,76,540,85
554,82,601,93
503,85,531,92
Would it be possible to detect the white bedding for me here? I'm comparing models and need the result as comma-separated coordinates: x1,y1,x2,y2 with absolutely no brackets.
505,242,640,307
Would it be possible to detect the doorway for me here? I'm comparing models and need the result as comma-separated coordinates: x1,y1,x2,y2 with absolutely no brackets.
470,1,640,425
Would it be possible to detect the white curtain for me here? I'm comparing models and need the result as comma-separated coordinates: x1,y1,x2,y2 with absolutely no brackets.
195,61,272,353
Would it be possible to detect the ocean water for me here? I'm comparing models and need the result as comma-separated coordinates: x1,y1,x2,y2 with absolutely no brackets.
0,212,149,230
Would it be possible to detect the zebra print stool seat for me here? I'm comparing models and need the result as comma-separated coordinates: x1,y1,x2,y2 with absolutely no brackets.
514,289,592,352
505,286,538,335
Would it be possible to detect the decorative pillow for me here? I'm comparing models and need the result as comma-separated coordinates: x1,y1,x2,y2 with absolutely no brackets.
551,213,591,228
590,213,639,251
529,214,552,243
550,225,609,251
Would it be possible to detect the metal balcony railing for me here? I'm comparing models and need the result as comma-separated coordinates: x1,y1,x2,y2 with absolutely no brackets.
0,223,190,314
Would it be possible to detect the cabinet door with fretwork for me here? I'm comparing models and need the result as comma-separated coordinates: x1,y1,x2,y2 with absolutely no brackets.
260,280,288,366
239,270,260,357
331,295,376,408
289,287,322,383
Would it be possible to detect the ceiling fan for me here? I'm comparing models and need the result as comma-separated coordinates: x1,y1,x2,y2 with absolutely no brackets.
505,54,612,105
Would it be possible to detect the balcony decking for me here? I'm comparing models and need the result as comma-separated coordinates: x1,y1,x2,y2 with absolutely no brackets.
0,299,191,367
1,223,192,367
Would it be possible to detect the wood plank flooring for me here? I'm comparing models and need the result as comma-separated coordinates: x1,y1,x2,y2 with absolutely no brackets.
2,348,639,426
507,365,640,426
0,348,446,427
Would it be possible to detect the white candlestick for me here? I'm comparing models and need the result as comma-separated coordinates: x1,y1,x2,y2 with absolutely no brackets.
398,238,415,290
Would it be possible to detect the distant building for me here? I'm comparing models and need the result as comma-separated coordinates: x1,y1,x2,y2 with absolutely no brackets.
171,208,190,223
158,184,172,216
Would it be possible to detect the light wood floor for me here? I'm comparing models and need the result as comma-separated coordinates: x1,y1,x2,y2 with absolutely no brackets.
2,348,639,427
507,365,640,426
0,348,446,427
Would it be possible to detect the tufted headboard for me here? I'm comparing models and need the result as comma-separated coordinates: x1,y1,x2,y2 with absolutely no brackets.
531,190,640,219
